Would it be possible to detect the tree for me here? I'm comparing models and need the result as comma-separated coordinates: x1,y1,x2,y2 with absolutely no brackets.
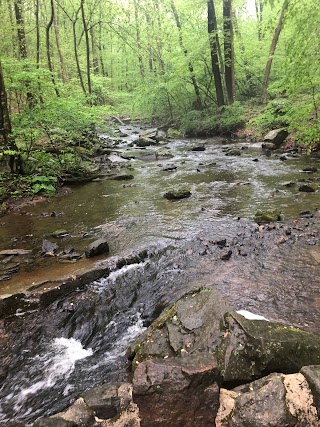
223,0,235,104
208,0,225,107
0,60,20,173
261,0,289,104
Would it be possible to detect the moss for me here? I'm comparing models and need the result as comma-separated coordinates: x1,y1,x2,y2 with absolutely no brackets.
164,188,191,200
254,210,281,224
151,303,177,331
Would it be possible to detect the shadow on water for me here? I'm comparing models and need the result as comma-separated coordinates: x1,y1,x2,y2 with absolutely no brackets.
0,134,320,424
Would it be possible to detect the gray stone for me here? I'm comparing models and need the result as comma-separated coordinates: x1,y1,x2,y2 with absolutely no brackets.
263,129,288,147
300,365,320,413
85,238,109,258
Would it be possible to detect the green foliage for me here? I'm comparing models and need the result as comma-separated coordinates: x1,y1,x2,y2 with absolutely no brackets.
249,98,290,135
181,102,244,134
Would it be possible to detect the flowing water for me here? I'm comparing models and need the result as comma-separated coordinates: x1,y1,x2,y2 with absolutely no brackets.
0,128,319,425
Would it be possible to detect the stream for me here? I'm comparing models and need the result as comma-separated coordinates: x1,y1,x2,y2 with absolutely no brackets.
0,124,320,426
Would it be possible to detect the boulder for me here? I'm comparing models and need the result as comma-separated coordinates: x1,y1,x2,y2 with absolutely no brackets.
218,312,320,384
128,289,320,386
261,142,277,150
164,188,191,200
33,398,93,426
85,238,109,258
133,355,220,427
127,288,229,366
263,129,288,148
254,210,281,224
300,365,320,414
216,373,318,427
135,137,157,148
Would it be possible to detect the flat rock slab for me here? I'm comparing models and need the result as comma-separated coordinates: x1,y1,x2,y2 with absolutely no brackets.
85,238,109,258
0,249,31,256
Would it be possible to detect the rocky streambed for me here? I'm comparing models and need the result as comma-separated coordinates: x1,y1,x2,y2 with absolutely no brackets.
0,122,320,426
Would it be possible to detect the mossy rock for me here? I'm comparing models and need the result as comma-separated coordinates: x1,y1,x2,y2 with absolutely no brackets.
164,187,191,200
254,210,281,224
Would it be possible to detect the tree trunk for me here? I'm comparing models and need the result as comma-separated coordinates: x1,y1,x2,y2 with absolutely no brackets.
255,0,263,41
208,0,225,107
170,0,203,110
73,6,86,94
53,9,67,82
261,0,289,104
223,0,235,104
14,0,33,107
14,0,27,59
90,27,99,75
133,0,145,78
80,0,92,97
0,61,20,173
46,0,60,97
35,0,44,104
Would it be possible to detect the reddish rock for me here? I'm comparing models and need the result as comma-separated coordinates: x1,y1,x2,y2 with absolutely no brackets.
133,354,220,427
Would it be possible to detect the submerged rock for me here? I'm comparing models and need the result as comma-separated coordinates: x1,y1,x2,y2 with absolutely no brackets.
254,210,281,224
85,238,109,258
164,188,191,200
299,184,316,193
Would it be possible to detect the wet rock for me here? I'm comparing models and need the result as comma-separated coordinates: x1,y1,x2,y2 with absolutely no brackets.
299,211,314,219
113,174,134,181
254,210,281,224
139,128,158,140
51,230,70,238
263,129,288,148
302,167,318,173
191,144,205,151
41,239,58,256
82,382,140,426
221,250,232,261
252,158,259,162
215,238,227,249
156,148,173,159
280,155,288,161
161,164,177,171
58,247,82,261
225,149,241,156
164,188,191,200
136,137,157,147
0,249,31,256
133,356,220,427
34,398,94,427
216,373,318,427
127,288,229,366
299,184,316,192
85,238,109,258
261,142,277,150
95,147,112,156
282,181,295,188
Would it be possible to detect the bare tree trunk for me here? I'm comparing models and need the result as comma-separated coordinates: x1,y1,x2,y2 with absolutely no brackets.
255,0,263,41
53,9,67,82
0,61,21,173
208,0,225,107
35,0,44,104
170,0,203,110
14,0,34,107
133,0,145,78
80,0,92,97
223,0,235,104
90,27,99,74
46,0,60,97
261,0,289,104
73,5,86,94
153,0,165,73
